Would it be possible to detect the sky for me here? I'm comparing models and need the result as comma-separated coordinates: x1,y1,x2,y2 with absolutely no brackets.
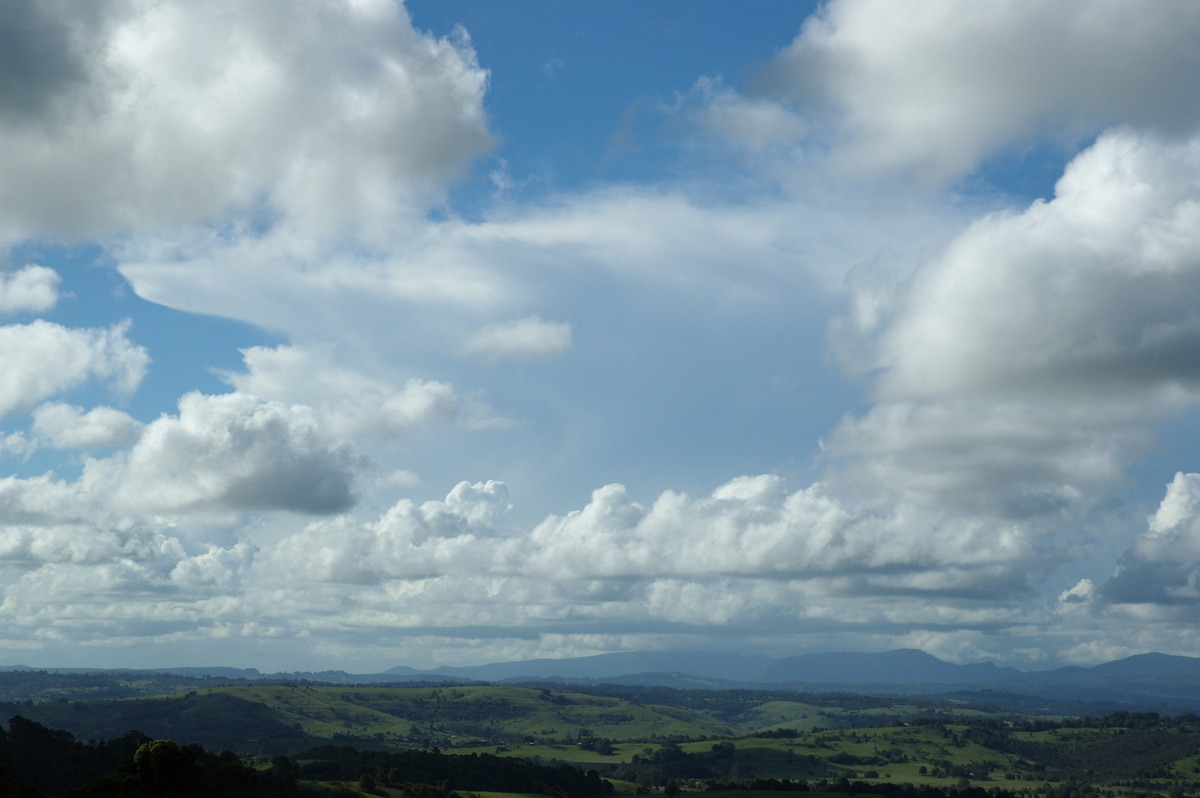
4,0,1200,673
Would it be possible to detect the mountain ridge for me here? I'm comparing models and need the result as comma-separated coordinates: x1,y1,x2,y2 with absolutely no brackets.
10,649,1200,706
373,648,1200,708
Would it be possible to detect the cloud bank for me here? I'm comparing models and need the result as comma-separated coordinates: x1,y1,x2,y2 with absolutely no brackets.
2,0,1200,671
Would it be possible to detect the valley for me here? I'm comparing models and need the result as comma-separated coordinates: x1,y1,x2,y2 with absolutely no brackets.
4,679,1200,796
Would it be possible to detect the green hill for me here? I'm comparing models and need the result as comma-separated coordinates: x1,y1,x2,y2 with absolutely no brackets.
0,684,1058,755
2,684,737,753
8,686,1200,796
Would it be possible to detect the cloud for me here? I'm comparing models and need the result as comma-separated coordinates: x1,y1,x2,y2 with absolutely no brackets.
0,320,149,418
758,128,1200,654
0,473,253,613
0,0,492,242
257,472,1036,645
32,402,143,449
8,0,1200,670
84,392,360,515
1100,473,1200,608
512,476,1034,595
461,316,573,361
679,77,810,154
0,0,102,124
169,542,257,593
116,181,949,358
0,497,257,647
0,431,34,460
762,0,1200,182
826,129,1200,525
873,131,1200,402
262,481,506,590
0,473,92,527
0,265,59,314
0,516,178,567
225,345,463,440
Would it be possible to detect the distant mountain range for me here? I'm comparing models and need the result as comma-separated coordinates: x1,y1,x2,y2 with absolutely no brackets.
384,650,772,684
382,648,1200,709
11,649,1200,710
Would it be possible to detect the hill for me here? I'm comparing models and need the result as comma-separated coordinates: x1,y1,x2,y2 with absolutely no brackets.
0,682,1063,755
9,689,1200,797
758,649,1022,685
11,649,1200,712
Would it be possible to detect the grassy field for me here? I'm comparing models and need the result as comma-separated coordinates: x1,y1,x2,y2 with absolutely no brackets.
196,683,735,744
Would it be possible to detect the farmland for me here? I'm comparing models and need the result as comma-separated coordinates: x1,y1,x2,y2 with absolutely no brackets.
4,679,1200,797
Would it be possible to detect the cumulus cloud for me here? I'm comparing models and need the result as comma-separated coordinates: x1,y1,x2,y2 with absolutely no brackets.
33,402,143,449
0,432,34,460
0,265,59,314
1100,473,1200,608
461,316,573,361
226,345,462,439
0,518,177,567
0,507,257,648
825,129,1200,530
84,392,360,515
9,0,1200,669
257,473,1037,645
0,320,149,418
764,128,1200,653
763,0,1200,182
0,473,252,620
169,542,257,593
871,131,1200,401
269,480,510,584
0,473,91,527
0,0,492,242
513,476,1035,596
1058,578,1097,612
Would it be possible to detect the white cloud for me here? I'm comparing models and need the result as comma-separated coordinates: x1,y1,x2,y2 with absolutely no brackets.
261,472,1036,638
169,542,257,592
0,472,94,527
0,432,34,460
512,476,1035,591
0,521,258,650
8,0,1200,670
269,480,510,583
0,474,254,615
0,0,492,242
461,316,573,360
84,391,360,515
33,402,143,449
1098,473,1200,609
0,265,59,314
114,151,969,361
1149,472,1200,535
0,320,149,418
0,519,177,567
680,77,810,153
800,128,1200,650
872,131,1200,401
226,345,463,439
825,130,1200,526
1058,578,1096,611
764,0,1200,182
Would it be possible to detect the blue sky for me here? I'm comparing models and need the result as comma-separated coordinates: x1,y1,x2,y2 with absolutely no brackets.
4,0,1200,673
